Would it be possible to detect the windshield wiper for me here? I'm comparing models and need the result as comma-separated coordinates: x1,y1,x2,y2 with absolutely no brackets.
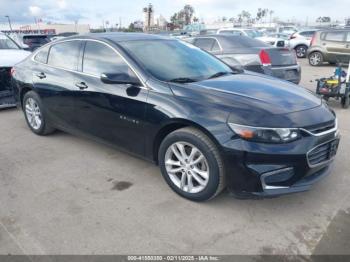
208,71,234,79
168,77,198,83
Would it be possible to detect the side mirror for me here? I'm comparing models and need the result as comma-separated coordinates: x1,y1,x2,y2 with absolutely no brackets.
100,73,141,86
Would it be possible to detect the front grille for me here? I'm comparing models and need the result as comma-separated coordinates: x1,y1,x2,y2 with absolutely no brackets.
303,120,336,135
307,139,339,166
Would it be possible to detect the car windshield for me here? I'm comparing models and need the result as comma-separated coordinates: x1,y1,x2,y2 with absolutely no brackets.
120,39,232,82
0,34,19,49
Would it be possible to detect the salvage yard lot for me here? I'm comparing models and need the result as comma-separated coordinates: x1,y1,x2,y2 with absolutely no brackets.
1,59,349,255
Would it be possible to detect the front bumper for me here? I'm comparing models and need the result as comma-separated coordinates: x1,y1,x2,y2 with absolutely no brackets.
221,130,340,198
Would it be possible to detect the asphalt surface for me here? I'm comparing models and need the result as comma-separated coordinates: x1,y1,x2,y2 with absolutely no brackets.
0,59,349,255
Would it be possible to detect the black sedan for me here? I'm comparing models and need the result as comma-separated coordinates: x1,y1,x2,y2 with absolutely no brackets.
188,34,301,84
12,33,339,201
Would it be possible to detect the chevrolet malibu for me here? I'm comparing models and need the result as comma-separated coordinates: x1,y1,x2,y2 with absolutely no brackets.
12,33,340,201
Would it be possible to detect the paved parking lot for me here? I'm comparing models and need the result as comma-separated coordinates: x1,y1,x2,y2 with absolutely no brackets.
1,59,349,255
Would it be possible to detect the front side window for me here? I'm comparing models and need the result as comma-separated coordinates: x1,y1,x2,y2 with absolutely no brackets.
325,32,345,42
0,34,19,49
82,41,133,77
48,41,81,70
34,45,50,64
120,39,231,82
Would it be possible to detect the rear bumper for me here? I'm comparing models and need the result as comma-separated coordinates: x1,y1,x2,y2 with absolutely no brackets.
264,64,301,84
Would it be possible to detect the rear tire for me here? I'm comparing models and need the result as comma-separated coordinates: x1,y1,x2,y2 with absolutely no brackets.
158,127,225,202
341,91,349,109
295,45,308,58
23,91,55,135
309,52,323,66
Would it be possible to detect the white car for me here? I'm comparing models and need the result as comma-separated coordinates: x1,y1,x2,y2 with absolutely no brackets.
0,33,31,108
255,36,289,48
289,29,318,58
217,28,262,38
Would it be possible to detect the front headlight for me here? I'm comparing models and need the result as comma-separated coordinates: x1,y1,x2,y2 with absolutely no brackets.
228,123,301,143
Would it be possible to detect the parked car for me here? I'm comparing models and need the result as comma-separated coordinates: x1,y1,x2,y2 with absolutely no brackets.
188,34,301,84
10,34,50,51
255,35,288,48
12,33,339,201
277,26,298,35
199,29,219,35
307,29,350,66
289,29,319,58
217,28,262,38
0,33,31,108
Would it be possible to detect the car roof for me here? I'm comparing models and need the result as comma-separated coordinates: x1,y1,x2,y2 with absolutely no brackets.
64,32,168,43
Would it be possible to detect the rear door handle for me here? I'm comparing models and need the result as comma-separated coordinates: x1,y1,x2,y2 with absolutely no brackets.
75,82,88,90
35,72,46,79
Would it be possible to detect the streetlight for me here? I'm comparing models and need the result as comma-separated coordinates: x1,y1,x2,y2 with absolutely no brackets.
5,15,13,32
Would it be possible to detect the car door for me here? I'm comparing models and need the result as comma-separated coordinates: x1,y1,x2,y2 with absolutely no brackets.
323,31,347,63
74,40,149,155
32,40,83,130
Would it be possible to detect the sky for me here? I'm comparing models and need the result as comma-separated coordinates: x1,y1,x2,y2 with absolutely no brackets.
0,0,349,28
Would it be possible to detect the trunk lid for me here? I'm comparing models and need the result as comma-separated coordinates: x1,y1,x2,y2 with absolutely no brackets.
265,48,297,66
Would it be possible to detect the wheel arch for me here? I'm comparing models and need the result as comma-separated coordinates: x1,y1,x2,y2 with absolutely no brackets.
152,119,222,164
20,86,33,109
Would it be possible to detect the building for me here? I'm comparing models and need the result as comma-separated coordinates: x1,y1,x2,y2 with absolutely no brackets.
0,22,90,35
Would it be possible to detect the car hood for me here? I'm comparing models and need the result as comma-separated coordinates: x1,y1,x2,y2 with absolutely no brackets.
0,50,31,67
169,72,330,127
189,72,320,113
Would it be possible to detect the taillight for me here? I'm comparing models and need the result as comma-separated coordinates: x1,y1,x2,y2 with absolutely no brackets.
259,50,271,66
10,67,16,77
310,34,316,46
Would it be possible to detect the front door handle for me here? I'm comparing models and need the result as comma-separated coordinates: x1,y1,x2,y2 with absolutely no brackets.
75,82,88,90
35,72,46,79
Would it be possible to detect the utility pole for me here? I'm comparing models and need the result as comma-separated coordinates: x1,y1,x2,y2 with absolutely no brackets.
5,15,13,32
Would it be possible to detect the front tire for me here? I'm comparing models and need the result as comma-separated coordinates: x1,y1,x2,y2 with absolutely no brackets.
23,91,55,135
158,127,225,202
309,52,323,66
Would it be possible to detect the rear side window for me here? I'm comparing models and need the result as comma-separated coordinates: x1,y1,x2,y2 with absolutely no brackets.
48,41,81,70
300,31,316,37
34,45,50,64
346,32,350,42
194,38,215,51
324,32,345,42
82,41,132,77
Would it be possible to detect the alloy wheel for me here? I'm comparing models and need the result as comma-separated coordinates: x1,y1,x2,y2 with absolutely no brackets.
25,98,42,130
310,53,322,66
296,46,306,58
164,142,209,194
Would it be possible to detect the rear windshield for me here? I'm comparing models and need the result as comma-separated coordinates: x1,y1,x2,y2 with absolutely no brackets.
220,36,269,49
244,30,262,38
23,35,49,45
